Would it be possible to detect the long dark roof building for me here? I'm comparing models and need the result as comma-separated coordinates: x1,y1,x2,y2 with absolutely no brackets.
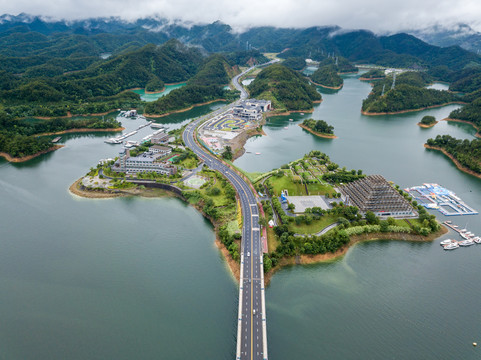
340,175,417,217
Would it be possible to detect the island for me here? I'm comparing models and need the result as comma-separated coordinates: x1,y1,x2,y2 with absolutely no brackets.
310,65,343,89
247,63,322,115
72,147,446,283
0,113,123,162
425,135,481,179
361,71,461,115
299,118,337,138
418,115,438,128
359,69,386,81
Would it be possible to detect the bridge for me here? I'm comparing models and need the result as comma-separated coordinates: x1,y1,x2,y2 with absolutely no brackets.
182,62,277,359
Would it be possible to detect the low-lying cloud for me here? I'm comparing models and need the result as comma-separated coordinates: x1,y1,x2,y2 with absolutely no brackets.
1,0,481,33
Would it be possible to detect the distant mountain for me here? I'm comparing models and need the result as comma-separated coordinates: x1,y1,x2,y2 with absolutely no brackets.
0,13,479,72
408,24,481,54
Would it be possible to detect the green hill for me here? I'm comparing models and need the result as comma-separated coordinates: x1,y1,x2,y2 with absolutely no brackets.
248,64,322,112
362,71,459,114
144,54,237,115
310,65,343,88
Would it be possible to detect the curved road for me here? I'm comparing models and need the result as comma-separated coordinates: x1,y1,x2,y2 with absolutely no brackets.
182,63,276,360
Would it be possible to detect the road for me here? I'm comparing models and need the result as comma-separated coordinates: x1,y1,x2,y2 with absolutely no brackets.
182,63,274,360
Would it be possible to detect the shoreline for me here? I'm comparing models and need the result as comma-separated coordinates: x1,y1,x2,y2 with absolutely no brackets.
361,102,467,116
424,144,481,180
417,121,438,128
359,77,385,81
36,127,125,136
442,118,481,138
298,124,337,138
144,99,227,118
71,174,448,286
309,78,343,90
264,225,448,285
69,177,242,281
0,145,64,163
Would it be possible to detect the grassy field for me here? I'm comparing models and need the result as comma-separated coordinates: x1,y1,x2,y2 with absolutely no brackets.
178,157,198,169
268,174,306,196
266,226,279,252
288,214,339,235
306,182,336,196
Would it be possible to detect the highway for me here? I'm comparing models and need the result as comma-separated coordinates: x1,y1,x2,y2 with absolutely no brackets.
182,63,275,360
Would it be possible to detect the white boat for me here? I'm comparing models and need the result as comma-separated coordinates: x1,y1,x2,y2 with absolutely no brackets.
472,236,481,244
459,239,475,246
284,127,288,129
289,118,293,122
444,242,459,250
255,152,261,155
104,138,122,144
440,239,457,246
460,232,472,240
151,123,165,129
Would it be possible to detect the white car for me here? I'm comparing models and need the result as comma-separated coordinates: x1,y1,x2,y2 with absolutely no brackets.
247,252,250,257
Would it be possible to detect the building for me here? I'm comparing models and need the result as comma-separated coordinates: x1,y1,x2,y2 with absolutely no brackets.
149,145,171,156
232,99,271,121
151,131,170,144
113,149,176,175
339,175,417,218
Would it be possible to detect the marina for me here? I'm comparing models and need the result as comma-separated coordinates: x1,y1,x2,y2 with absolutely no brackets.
405,183,478,216
441,221,481,250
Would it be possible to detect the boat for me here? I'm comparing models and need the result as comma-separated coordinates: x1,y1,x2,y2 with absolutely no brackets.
283,127,288,129
289,118,293,122
104,138,122,144
472,236,481,244
440,239,457,246
300,112,305,115
51,136,61,143
459,239,475,246
255,152,261,155
443,242,459,250
151,123,165,129
460,232,472,240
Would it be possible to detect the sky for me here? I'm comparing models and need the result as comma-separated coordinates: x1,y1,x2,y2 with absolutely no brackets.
1,0,481,33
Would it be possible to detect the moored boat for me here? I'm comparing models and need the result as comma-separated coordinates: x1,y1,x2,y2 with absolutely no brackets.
440,239,457,246
459,239,475,246
472,236,481,244
444,242,459,250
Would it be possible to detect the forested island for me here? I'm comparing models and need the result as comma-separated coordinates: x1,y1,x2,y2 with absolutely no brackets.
0,113,121,160
310,65,343,89
418,115,437,128
362,71,460,114
247,64,322,113
425,135,481,178
359,69,385,80
299,118,336,138
144,54,238,116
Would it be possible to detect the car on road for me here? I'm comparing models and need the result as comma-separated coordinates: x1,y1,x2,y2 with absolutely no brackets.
247,252,250,256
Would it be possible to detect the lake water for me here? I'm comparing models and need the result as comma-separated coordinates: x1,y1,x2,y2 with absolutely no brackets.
131,83,186,102
1,74,481,359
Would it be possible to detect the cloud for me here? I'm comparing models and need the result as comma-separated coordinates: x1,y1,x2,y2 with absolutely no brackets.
1,0,481,33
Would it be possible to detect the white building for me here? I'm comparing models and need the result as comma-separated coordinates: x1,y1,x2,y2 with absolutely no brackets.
114,149,176,175
232,99,271,121
149,145,172,156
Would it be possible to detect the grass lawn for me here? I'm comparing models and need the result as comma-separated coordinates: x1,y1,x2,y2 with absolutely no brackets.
268,174,306,196
178,157,198,169
266,226,279,252
394,219,412,228
288,214,339,235
226,220,240,236
306,182,335,196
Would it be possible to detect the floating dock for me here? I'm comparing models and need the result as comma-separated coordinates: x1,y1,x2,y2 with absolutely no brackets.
405,183,478,216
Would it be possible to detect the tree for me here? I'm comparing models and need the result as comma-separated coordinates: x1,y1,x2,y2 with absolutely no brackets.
365,211,379,225
222,146,233,161
287,203,296,211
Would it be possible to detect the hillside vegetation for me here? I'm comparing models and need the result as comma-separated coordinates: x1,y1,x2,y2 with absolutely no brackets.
310,65,343,88
362,71,459,114
248,64,321,112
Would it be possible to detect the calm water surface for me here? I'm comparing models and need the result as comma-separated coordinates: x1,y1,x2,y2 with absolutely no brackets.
1,75,481,359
